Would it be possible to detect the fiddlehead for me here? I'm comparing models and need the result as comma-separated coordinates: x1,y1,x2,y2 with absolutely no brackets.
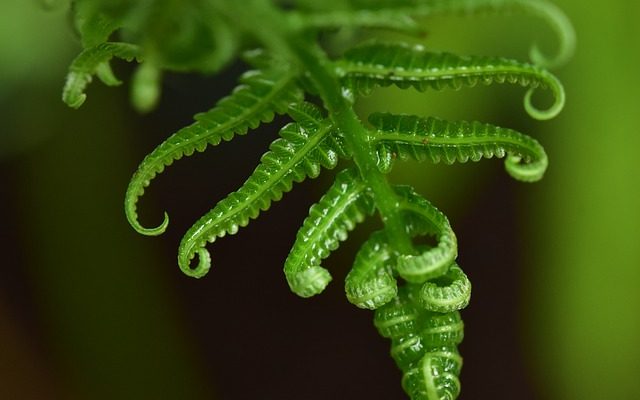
419,263,471,313
375,285,465,400
344,230,397,310
59,1,572,398
394,186,458,284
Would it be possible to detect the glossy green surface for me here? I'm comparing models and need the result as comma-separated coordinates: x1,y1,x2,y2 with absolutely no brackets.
61,1,572,398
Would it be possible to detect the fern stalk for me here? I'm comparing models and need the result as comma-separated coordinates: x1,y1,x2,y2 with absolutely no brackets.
222,0,416,254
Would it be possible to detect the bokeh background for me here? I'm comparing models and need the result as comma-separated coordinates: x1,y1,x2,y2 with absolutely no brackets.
1,1,638,399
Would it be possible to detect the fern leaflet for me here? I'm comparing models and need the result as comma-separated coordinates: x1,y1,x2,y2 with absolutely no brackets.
178,103,347,278
285,168,376,298
368,112,548,182
63,42,141,109
394,186,458,284
418,263,471,312
336,42,565,120
345,230,397,310
124,66,303,236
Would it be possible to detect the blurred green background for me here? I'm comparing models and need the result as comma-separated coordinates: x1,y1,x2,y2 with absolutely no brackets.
1,0,638,399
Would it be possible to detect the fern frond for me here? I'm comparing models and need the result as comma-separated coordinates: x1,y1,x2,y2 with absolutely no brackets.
63,42,141,109
374,284,422,340
383,287,427,369
375,284,464,377
393,186,458,284
419,0,576,68
402,346,463,400
177,103,346,278
419,264,471,312
374,284,464,400
421,310,465,347
336,42,565,120
349,0,575,68
517,0,576,68
344,230,397,310
285,168,375,298
368,112,548,182
392,314,464,371
124,67,303,236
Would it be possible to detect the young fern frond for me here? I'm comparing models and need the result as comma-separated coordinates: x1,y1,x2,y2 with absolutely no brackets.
336,42,565,120
401,345,463,400
375,285,465,400
419,311,465,349
419,263,471,313
394,186,458,284
344,230,397,310
178,103,347,279
368,112,548,182
374,286,421,340
124,67,303,236
63,42,141,109
285,168,376,298
60,1,572,398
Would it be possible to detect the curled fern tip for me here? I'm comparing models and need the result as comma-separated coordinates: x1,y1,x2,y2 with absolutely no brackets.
524,84,565,120
179,248,211,279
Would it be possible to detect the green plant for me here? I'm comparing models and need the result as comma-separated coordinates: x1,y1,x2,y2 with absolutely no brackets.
61,0,573,398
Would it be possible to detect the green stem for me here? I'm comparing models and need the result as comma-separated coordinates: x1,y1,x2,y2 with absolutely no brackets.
215,0,414,254
303,63,415,255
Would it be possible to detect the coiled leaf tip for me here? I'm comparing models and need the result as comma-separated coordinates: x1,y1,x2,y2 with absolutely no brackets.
285,168,375,297
345,230,398,309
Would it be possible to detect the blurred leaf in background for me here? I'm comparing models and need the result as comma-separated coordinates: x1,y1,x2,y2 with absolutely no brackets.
524,1,640,399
